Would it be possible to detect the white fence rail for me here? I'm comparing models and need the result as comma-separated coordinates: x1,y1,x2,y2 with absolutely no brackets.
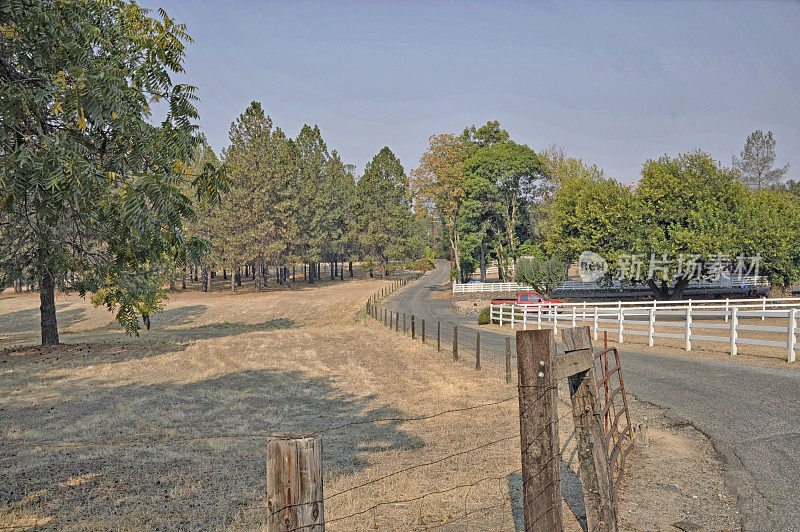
453,281,533,293
490,296,800,362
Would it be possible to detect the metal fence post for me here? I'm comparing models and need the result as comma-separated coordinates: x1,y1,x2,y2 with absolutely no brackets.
453,326,459,361
475,332,480,370
505,337,512,384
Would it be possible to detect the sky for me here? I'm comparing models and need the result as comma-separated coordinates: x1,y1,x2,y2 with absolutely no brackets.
149,0,800,182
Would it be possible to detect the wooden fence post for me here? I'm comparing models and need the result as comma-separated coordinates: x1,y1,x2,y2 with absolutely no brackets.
403,313,406,334
516,329,562,532
730,307,738,356
395,312,399,332
789,308,796,363
648,307,655,346
411,316,415,340
505,337,511,384
453,326,458,361
422,318,425,344
685,306,692,351
561,327,618,531
437,321,441,352
475,332,481,370
266,434,324,532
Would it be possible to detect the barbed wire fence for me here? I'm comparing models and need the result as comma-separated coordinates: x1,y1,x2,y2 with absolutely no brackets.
1,274,631,531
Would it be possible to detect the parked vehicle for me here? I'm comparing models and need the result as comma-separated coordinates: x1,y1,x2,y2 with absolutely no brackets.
490,291,562,308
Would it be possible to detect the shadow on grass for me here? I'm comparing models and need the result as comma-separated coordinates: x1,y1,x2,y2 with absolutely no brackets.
507,463,587,531
0,368,424,529
0,304,86,335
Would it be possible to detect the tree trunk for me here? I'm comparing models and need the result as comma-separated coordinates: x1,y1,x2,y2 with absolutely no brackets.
223,269,227,280
236,269,242,286
182,268,187,289
480,241,486,283
647,276,690,300
231,270,236,293
142,314,151,331
201,267,209,292
349,261,353,277
39,271,59,346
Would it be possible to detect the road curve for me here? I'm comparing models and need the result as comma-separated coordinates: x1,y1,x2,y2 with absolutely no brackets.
387,260,800,531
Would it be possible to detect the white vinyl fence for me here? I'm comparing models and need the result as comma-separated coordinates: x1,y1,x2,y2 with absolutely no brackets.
490,297,800,363
453,281,533,293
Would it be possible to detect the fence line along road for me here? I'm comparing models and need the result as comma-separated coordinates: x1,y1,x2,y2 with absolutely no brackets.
490,296,800,362
452,281,532,293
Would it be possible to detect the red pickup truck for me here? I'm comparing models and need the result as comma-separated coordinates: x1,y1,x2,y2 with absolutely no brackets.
491,291,562,308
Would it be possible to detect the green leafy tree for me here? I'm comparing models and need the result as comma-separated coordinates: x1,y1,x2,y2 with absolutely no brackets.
0,0,226,344
738,189,800,290
463,141,542,280
543,174,634,263
356,147,413,278
633,151,747,298
515,255,566,295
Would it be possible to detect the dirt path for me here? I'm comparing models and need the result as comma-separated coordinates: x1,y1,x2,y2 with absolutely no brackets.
1,275,737,530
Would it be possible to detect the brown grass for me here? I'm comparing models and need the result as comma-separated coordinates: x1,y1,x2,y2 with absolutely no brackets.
0,276,737,530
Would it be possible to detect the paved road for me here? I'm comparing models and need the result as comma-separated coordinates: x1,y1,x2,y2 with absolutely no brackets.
386,261,800,531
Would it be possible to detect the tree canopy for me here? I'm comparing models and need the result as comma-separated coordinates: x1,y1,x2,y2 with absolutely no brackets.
0,0,227,343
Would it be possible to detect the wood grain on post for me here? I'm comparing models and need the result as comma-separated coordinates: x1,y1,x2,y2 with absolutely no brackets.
266,434,324,532
561,326,618,531
452,326,459,360
475,332,481,370
516,329,562,532
505,337,512,384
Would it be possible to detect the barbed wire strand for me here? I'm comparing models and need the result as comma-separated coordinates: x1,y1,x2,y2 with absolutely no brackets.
0,396,518,449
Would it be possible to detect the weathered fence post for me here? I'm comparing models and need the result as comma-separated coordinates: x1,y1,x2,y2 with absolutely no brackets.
437,321,441,352
561,327,619,531
266,434,324,532
421,318,425,344
505,337,511,384
395,312,399,332
730,307,738,356
453,326,459,361
411,315,415,340
475,332,481,370
403,313,406,334
516,329,562,532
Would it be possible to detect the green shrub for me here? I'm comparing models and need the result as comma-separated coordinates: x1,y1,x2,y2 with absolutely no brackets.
478,307,491,325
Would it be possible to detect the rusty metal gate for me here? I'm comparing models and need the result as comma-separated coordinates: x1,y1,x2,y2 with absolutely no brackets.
592,337,634,504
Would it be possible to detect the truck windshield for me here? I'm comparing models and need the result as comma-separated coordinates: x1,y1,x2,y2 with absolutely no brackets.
529,294,541,302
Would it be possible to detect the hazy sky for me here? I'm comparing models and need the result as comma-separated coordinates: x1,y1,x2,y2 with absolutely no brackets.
150,0,800,182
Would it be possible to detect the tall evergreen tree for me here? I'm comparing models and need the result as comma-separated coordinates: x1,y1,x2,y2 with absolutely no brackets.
356,147,413,278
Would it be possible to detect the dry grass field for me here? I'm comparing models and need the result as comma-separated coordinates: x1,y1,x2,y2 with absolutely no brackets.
1,274,738,530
